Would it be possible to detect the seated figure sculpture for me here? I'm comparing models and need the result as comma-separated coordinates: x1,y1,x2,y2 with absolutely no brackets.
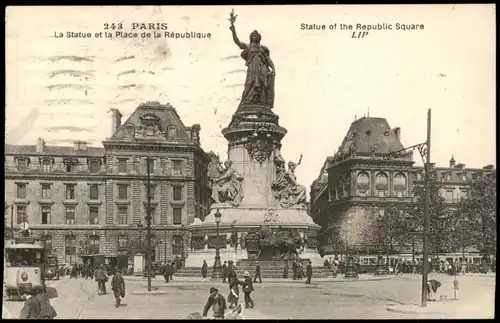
272,155,307,208
211,160,244,206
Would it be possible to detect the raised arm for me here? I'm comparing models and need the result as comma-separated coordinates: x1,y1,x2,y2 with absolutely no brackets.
297,154,303,166
229,25,248,50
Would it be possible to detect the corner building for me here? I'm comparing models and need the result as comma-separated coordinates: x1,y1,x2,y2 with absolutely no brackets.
4,102,212,267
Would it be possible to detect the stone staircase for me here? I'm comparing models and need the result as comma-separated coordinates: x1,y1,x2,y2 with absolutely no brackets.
175,259,332,279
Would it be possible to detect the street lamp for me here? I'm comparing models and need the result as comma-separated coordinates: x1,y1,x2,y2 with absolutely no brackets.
211,209,223,279
137,223,144,250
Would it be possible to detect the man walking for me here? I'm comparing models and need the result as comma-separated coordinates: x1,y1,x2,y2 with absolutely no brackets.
201,260,208,279
253,261,262,283
202,287,227,319
241,271,255,309
111,270,126,308
163,261,170,283
20,289,57,319
305,261,313,284
222,261,228,283
95,264,108,295
168,260,175,281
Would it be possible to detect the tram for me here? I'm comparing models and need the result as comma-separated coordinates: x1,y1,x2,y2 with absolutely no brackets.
4,229,47,300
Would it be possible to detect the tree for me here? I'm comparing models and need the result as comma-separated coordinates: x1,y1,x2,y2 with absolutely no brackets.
455,172,496,258
376,204,407,256
411,174,450,257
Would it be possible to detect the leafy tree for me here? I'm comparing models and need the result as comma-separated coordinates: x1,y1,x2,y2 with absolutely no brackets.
455,172,496,258
376,204,407,256
411,173,450,257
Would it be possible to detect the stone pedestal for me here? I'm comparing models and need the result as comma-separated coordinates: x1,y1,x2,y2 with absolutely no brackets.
133,253,144,276
186,104,324,267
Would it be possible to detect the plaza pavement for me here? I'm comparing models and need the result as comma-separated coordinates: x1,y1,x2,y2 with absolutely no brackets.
2,273,495,319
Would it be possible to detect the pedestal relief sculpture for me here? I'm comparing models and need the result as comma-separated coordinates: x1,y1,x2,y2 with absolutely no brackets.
211,160,244,207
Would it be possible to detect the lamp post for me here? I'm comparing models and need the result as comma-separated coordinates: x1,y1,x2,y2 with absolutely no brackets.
137,223,144,251
211,209,223,279
384,109,432,307
145,156,153,292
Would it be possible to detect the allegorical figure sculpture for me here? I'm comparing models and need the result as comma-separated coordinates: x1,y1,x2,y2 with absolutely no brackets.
211,159,244,206
228,9,276,109
271,154,307,208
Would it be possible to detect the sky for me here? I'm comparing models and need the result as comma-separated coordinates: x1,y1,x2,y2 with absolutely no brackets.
5,4,496,191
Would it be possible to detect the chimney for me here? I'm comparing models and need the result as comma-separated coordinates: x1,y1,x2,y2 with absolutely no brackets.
36,137,45,153
456,163,465,169
449,155,456,168
73,141,87,151
483,164,494,170
110,109,123,136
393,127,401,141
191,124,201,145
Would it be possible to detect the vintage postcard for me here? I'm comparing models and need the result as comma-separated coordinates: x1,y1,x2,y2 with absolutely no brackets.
4,4,496,319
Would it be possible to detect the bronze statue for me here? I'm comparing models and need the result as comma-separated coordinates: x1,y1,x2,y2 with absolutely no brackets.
228,9,276,109
272,154,307,208
211,159,244,206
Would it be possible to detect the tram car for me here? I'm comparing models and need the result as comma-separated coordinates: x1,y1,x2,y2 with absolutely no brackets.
45,255,60,280
4,230,47,300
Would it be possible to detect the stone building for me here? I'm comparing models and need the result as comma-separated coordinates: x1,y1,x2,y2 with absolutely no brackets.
310,116,495,255
4,102,212,267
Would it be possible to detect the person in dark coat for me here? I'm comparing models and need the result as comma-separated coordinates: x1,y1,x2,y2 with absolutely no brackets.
222,261,228,283
201,260,208,279
227,275,241,309
305,261,313,284
283,262,288,279
163,261,170,283
168,261,175,281
241,271,255,309
202,287,227,319
20,290,57,319
111,270,126,308
95,265,108,295
253,261,262,283
292,260,298,280
427,279,441,301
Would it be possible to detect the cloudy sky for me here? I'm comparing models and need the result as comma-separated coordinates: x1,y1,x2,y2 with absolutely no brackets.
5,5,496,189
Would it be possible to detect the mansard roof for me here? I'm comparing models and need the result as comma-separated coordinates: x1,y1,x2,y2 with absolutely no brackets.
4,144,105,157
337,117,404,156
106,102,197,145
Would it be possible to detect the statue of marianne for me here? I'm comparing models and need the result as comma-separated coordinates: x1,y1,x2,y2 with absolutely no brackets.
228,9,276,109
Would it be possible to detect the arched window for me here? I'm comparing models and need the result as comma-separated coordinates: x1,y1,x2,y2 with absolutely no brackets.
393,173,407,197
89,235,100,254
40,158,53,172
167,125,177,139
65,235,77,264
173,235,184,255
375,172,389,197
356,172,370,196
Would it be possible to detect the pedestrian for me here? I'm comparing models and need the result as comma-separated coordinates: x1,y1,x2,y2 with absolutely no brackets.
292,260,297,280
241,271,254,309
202,287,227,319
427,279,441,301
163,261,170,283
324,258,330,267
253,261,262,283
305,261,313,284
111,270,126,308
228,275,241,309
201,260,208,279
70,264,78,279
222,261,228,283
95,264,108,295
168,260,175,281
282,262,288,279
19,289,57,319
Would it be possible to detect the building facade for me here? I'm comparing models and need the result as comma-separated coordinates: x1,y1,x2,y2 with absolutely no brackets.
4,102,212,267
310,116,495,256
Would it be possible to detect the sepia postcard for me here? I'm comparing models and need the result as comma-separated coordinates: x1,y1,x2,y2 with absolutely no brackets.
3,4,496,319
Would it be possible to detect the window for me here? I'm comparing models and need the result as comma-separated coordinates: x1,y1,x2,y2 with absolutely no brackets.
118,159,128,173
65,184,76,200
41,159,52,172
89,185,99,200
147,159,155,173
167,126,177,139
17,159,28,171
146,185,156,199
89,160,100,173
173,186,183,201
89,235,100,254
41,184,51,199
173,207,182,225
118,235,128,250
446,174,452,181
147,206,156,225
65,206,76,224
118,185,128,200
445,190,453,202
356,172,370,192
118,206,128,224
416,173,422,180
64,159,78,172
461,174,467,181
89,207,99,224
17,184,27,199
16,206,27,224
396,191,403,198
173,160,182,175
41,205,51,224
65,235,77,264
378,190,386,197
172,235,183,255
